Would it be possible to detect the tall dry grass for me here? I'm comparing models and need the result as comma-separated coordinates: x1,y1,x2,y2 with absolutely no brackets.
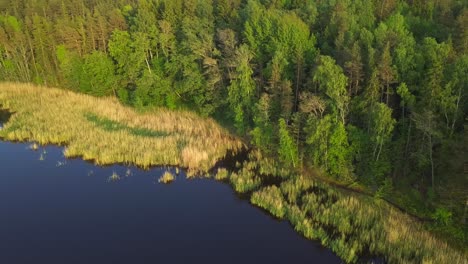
0,82,243,171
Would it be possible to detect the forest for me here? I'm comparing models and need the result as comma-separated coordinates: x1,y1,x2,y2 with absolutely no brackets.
0,0,466,252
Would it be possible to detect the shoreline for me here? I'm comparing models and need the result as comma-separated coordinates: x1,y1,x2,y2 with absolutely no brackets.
0,83,466,263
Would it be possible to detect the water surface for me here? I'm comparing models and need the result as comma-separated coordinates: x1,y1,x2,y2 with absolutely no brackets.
0,140,340,264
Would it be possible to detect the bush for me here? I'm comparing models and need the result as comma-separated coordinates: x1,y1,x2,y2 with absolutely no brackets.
431,207,452,226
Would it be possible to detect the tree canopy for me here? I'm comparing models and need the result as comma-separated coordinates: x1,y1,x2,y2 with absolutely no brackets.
0,0,466,245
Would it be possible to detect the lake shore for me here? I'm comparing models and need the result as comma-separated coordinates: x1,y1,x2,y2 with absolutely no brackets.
0,82,244,172
0,82,466,263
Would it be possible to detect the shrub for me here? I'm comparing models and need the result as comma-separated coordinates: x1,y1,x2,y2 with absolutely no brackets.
431,207,452,226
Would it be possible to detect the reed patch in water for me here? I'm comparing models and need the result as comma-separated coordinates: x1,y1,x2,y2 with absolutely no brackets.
214,168,229,181
158,171,175,184
108,171,121,182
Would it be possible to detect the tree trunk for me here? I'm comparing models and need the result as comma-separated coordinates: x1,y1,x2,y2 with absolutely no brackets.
403,119,412,177
145,56,152,74
386,83,390,105
450,87,462,137
429,134,434,188
294,57,302,113
376,142,383,162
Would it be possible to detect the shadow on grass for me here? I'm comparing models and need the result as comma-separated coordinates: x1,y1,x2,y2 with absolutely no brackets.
0,108,12,128
84,112,170,138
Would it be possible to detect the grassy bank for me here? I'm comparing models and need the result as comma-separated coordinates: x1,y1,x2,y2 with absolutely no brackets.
0,82,243,171
1,82,465,263
215,151,467,263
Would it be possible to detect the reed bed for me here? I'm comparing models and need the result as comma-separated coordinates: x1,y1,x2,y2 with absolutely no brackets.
220,146,467,263
251,175,467,263
0,82,243,171
230,167,262,193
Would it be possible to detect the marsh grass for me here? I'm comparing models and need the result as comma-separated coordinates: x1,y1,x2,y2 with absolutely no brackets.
251,186,286,219
230,168,262,193
214,168,229,181
0,82,243,171
29,142,39,150
250,175,467,263
108,171,121,182
240,149,466,262
158,171,175,184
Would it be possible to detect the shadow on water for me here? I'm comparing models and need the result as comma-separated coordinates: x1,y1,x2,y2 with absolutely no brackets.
211,147,250,173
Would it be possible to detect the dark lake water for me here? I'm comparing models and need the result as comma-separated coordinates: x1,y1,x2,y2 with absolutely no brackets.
0,139,341,264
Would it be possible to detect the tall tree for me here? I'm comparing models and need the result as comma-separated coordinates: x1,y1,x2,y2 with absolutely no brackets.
313,55,349,124
377,42,396,105
227,44,256,133
278,118,299,168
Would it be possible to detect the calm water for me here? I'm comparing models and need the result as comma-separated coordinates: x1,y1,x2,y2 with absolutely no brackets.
0,140,341,264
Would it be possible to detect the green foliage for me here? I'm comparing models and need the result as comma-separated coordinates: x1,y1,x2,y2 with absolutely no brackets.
305,115,352,180
56,45,85,92
227,44,256,133
369,103,395,162
432,208,453,226
278,118,299,168
313,56,349,124
374,178,393,200
0,0,467,258
250,94,274,153
82,51,117,96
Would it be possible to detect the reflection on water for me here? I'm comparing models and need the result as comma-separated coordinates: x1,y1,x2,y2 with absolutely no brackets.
125,168,132,177
0,140,341,264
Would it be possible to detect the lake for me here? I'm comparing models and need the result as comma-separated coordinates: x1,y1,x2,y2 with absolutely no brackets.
0,137,340,263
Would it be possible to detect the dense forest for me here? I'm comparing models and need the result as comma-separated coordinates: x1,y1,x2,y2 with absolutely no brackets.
0,0,466,245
